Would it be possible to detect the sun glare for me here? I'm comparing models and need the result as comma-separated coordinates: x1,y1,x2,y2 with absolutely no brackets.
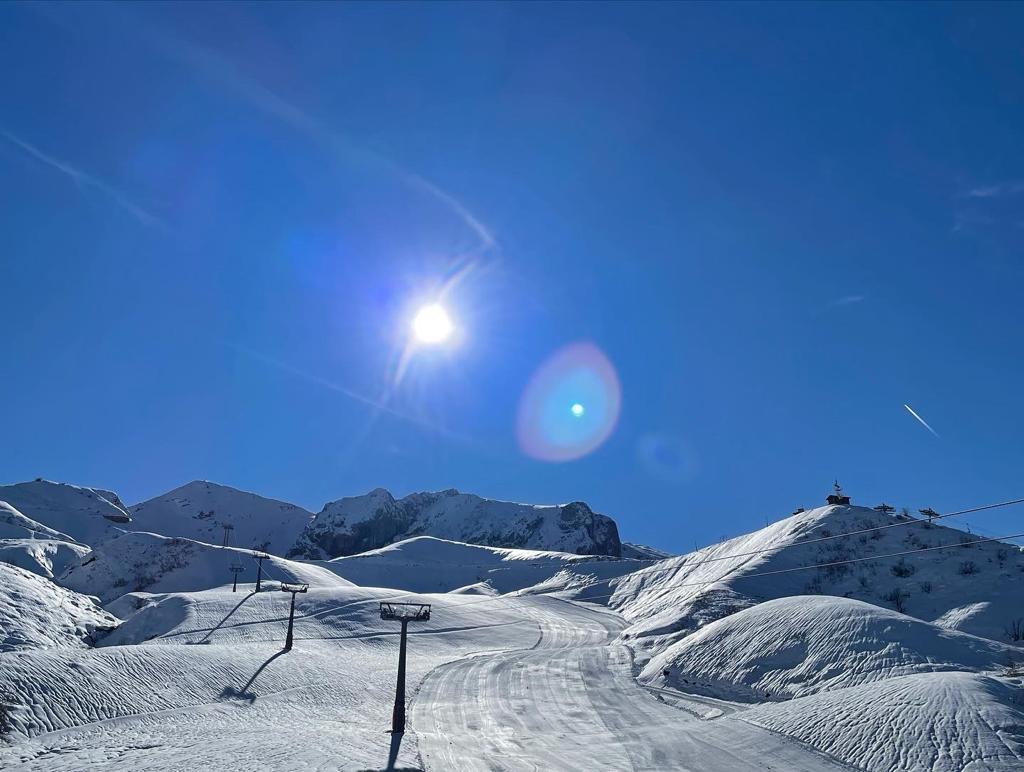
571,403,585,417
412,303,454,344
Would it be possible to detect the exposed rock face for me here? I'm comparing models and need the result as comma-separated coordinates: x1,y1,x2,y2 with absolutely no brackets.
288,488,622,559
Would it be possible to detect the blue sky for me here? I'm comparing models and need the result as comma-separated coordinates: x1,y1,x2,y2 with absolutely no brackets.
2,2,1022,552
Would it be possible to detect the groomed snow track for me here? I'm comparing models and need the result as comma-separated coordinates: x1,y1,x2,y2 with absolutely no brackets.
413,597,851,771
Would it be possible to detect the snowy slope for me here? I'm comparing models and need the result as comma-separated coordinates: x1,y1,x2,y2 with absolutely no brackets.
610,504,1024,650
0,585,542,770
643,595,1019,700
327,535,643,594
0,562,118,651
739,671,1024,771
0,480,131,546
620,542,674,560
0,500,76,541
0,584,864,772
129,481,314,556
290,487,622,559
0,539,90,580
60,531,353,603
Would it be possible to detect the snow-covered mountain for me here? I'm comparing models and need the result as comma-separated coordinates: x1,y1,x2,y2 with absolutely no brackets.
0,480,131,546
129,481,314,556
289,487,622,559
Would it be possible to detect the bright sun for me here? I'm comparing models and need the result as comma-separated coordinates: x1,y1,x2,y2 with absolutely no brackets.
412,303,454,344
571,402,585,417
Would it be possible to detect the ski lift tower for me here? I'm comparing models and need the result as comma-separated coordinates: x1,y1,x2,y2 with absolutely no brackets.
280,583,309,651
380,602,431,733
252,551,271,592
229,562,245,592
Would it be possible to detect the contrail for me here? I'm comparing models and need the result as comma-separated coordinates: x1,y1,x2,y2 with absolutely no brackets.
904,404,940,438
1,130,164,228
48,3,495,253
222,342,474,445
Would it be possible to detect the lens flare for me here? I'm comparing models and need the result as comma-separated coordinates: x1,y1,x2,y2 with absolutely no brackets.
636,434,698,484
516,342,621,462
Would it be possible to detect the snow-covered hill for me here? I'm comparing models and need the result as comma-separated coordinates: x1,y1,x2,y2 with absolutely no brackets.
0,481,131,546
290,487,622,559
60,531,353,602
609,504,1024,651
0,539,90,580
129,481,314,556
327,535,642,594
643,595,1019,700
0,562,118,651
740,671,1024,771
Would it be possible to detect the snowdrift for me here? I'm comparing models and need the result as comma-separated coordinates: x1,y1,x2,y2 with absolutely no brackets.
129,480,314,556
0,562,118,651
643,595,1019,700
60,531,353,603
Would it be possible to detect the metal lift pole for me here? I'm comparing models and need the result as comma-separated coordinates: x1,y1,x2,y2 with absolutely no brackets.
393,618,409,731
379,602,431,734
229,563,245,592
253,552,269,593
280,583,308,651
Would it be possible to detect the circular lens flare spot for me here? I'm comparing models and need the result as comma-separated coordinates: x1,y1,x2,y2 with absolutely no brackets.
412,304,454,344
517,342,621,462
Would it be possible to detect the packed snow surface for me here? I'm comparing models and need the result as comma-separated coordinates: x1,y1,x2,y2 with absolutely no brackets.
740,671,1024,771
129,481,314,556
0,585,858,771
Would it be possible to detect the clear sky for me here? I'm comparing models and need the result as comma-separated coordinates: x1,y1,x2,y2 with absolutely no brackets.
2,2,1022,552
